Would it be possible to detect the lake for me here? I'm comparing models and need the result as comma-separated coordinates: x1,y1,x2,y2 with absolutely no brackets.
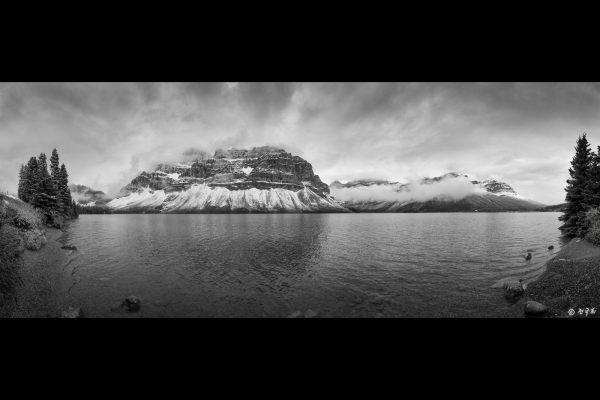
57,213,563,317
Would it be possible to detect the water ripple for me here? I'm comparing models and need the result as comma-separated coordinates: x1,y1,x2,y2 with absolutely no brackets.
59,213,562,317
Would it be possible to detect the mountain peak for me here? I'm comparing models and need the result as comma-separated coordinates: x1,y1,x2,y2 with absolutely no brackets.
107,146,345,213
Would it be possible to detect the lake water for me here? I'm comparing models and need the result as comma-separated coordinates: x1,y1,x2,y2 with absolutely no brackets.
57,213,563,317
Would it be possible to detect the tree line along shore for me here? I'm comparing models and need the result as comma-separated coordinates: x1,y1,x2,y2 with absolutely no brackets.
514,133,600,317
1,149,77,315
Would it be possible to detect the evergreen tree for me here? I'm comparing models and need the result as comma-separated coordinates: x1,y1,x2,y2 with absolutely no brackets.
560,133,593,237
50,149,61,193
58,164,72,215
17,165,26,201
585,146,600,209
50,149,60,177
16,149,77,220
36,153,58,212
25,157,40,206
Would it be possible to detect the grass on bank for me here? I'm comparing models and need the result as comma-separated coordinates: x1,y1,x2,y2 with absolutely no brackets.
0,194,45,300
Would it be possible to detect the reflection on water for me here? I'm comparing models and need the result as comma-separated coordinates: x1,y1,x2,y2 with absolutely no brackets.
58,213,563,317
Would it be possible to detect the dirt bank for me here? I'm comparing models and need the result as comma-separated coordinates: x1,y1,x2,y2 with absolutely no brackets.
525,238,600,317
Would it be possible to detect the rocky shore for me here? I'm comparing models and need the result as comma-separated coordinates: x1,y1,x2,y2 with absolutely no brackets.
524,238,600,318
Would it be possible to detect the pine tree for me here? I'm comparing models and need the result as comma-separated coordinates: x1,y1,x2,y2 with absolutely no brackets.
58,164,72,215
36,153,58,212
560,133,593,237
25,157,40,206
50,149,61,194
50,149,60,179
585,146,600,209
18,165,26,201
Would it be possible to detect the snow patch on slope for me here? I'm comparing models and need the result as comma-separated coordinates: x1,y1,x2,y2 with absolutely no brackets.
108,185,347,213
107,188,168,210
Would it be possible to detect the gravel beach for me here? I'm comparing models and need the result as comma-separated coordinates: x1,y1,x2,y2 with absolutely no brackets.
525,238,600,318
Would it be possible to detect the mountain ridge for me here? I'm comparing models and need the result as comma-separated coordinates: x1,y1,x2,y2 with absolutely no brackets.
71,148,546,214
105,147,347,213
330,173,545,212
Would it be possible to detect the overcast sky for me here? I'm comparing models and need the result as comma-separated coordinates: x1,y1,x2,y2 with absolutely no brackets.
1,82,599,204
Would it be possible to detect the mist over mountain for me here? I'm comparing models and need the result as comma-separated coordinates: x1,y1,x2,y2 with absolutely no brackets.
69,184,108,205
105,146,347,213
330,173,544,212
72,147,546,214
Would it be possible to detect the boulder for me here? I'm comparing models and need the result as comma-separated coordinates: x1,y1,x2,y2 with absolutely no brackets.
524,301,548,316
304,309,318,318
61,307,84,318
503,280,524,298
548,245,554,250
525,252,532,260
123,296,141,312
287,311,303,318
61,245,77,251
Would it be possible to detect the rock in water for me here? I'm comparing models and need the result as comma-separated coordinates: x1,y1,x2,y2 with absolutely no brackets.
548,245,554,250
61,307,84,318
124,296,141,312
61,245,77,251
524,301,547,316
525,252,532,260
503,280,524,298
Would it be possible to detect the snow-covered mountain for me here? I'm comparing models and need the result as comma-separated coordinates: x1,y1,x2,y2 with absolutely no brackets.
77,151,544,214
107,147,348,213
330,173,545,212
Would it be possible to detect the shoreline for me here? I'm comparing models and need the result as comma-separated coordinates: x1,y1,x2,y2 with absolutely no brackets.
80,210,563,215
1,227,70,318
2,207,584,318
524,238,600,317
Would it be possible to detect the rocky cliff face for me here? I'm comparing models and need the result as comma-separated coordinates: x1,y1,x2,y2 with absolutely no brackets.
108,147,346,213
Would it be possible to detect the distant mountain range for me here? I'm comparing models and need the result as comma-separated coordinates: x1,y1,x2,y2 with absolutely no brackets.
330,173,545,212
72,147,547,213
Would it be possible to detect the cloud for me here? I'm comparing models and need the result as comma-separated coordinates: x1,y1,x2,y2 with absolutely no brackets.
331,176,486,203
1,82,599,203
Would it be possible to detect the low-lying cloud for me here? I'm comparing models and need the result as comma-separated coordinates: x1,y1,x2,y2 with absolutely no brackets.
331,176,487,203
